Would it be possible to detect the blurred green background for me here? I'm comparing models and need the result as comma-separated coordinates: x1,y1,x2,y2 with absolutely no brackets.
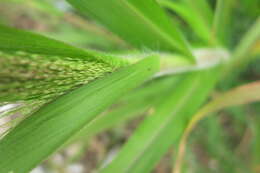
0,0,259,173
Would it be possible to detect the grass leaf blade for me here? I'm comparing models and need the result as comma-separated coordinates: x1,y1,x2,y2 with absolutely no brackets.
159,0,212,44
100,67,221,173
0,56,159,173
0,25,127,66
66,0,194,60
212,0,234,46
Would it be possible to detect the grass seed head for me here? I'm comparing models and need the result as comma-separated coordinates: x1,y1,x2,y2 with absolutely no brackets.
0,51,116,110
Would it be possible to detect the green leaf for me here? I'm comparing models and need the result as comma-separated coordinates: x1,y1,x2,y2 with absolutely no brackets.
75,75,180,139
66,0,194,61
212,0,235,46
0,56,159,173
182,0,213,27
0,25,130,117
100,67,221,173
0,24,127,67
175,80,260,173
159,0,213,45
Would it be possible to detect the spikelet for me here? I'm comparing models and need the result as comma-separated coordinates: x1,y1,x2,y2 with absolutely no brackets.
0,51,119,117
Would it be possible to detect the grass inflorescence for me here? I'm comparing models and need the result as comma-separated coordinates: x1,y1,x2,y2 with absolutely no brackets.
0,51,117,106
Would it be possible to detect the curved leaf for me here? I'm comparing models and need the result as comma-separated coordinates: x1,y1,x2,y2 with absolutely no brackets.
175,81,260,173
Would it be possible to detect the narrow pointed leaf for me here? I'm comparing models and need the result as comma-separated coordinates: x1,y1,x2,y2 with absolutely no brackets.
66,0,194,60
0,57,159,173
100,67,221,173
0,25,127,66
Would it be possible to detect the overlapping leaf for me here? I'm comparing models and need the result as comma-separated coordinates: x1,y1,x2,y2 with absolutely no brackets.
0,25,127,66
75,75,180,139
0,56,159,173
159,0,213,44
0,25,129,118
66,0,194,60
100,67,221,173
